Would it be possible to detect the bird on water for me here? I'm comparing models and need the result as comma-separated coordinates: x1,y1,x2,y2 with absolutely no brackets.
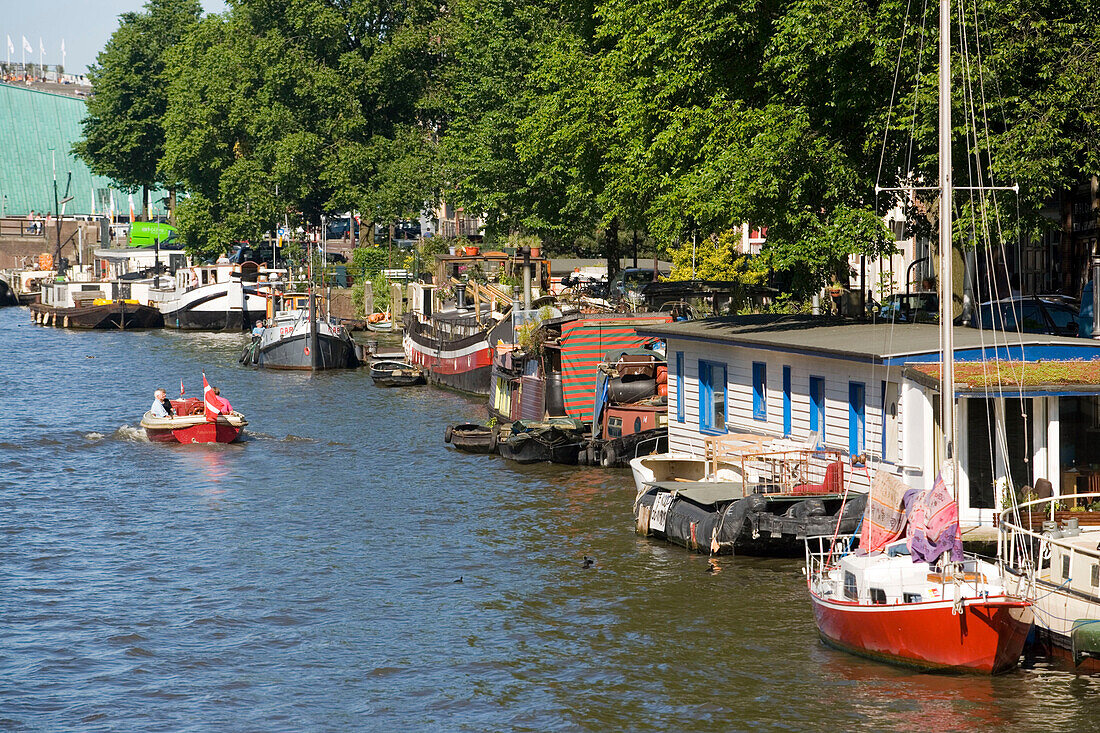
582,555,594,568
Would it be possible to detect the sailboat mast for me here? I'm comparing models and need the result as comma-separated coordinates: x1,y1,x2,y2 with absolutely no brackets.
938,0,957,477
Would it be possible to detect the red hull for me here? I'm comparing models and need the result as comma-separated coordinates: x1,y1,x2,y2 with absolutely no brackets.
146,422,243,444
810,592,1032,673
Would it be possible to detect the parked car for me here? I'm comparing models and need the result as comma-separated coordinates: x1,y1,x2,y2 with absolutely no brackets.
878,292,939,323
970,296,1081,337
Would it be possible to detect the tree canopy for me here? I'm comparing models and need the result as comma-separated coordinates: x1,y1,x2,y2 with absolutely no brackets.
74,0,203,215
78,0,1100,296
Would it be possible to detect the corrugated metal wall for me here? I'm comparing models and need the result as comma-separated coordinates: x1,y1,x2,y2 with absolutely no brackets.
0,82,166,217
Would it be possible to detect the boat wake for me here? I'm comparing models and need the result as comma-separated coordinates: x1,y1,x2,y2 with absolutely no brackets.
85,425,150,443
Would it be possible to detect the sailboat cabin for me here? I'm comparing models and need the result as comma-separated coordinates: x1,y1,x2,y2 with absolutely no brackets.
636,315,1100,524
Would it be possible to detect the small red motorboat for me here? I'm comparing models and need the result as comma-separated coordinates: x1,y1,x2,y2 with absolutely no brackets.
141,397,247,444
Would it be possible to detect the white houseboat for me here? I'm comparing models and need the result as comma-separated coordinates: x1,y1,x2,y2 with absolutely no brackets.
634,314,1100,526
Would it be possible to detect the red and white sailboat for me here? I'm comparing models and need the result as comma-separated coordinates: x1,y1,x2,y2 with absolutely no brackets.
806,470,1032,673
141,375,247,444
805,0,1031,673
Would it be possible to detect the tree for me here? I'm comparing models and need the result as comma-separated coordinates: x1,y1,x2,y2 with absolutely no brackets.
74,0,202,219
162,0,443,259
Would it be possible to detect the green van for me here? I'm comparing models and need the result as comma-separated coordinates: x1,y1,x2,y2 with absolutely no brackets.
129,222,177,247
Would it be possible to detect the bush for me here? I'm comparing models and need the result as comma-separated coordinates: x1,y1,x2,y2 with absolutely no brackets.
351,247,388,278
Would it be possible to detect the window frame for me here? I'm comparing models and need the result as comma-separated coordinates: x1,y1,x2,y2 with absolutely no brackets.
782,366,792,437
752,361,767,421
849,381,866,458
698,359,728,435
809,375,825,447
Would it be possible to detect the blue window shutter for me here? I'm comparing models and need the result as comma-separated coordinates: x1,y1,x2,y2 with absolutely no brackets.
880,380,886,456
698,360,709,431
676,352,685,423
809,376,823,436
849,382,865,457
783,366,792,437
752,362,766,420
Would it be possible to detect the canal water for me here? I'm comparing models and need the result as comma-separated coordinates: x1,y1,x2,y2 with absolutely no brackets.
1,306,1099,732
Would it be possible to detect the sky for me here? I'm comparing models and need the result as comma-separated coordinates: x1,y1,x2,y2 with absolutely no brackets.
0,0,226,75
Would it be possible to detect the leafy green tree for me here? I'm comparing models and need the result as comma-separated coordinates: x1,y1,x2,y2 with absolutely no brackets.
162,0,443,259
668,229,768,284
74,0,202,219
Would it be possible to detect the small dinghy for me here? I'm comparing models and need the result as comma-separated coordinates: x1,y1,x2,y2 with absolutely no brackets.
365,311,393,332
444,423,498,453
370,360,426,387
141,398,247,444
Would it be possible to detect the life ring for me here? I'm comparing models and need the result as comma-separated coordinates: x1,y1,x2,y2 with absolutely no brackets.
189,403,204,416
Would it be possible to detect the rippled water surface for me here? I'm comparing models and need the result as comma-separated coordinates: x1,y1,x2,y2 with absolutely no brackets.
2,306,1100,732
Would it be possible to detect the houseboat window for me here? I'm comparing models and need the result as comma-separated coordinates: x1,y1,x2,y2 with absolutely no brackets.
881,381,899,462
869,587,886,605
903,592,922,603
608,416,623,438
699,360,727,434
849,382,865,458
967,398,1030,510
1058,396,1100,487
782,366,792,437
843,571,858,601
1092,564,1098,587
752,362,767,421
809,376,825,446
634,417,642,433
676,352,685,423
1062,554,1070,581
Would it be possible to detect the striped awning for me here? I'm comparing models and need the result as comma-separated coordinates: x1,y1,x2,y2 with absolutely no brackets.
559,314,671,419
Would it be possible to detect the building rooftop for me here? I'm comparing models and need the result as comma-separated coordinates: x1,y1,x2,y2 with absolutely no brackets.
637,315,1100,364
905,361,1100,395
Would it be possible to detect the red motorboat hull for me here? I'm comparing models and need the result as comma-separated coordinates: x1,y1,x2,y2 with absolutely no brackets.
810,592,1033,673
145,422,243,444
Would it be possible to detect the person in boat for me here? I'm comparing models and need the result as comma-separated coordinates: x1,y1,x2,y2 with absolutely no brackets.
212,387,232,414
251,319,265,340
150,388,175,418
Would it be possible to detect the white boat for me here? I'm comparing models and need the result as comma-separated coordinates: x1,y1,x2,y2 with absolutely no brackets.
155,261,285,330
1000,493,1100,671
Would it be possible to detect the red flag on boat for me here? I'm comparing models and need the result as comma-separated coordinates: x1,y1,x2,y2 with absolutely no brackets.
179,378,185,398
202,373,221,422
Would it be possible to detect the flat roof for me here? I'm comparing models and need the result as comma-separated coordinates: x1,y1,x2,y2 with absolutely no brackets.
905,361,1100,395
637,315,1100,364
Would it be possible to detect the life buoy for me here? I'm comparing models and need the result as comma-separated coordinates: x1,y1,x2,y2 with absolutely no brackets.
304,346,311,356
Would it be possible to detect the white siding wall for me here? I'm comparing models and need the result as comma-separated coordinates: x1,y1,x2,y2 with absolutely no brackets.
666,336,917,490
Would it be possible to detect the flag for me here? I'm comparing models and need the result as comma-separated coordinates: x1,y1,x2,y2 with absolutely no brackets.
128,193,135,223
6,36,13,56
179,379,185,398
202,373,221,422
22,36,32,54
90,189,96,216
39,38,44,55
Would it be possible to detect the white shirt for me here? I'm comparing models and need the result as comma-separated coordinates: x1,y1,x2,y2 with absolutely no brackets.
150,398,170,418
